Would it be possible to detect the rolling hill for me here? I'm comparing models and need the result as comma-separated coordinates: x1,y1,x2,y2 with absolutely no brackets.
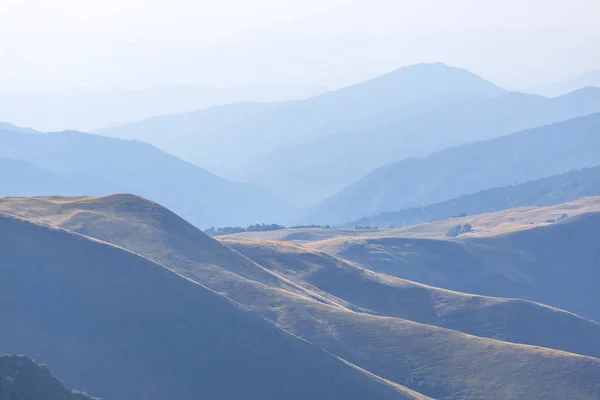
3,195,600,400
222,197,600,243
0,212,420,400
0,129,287,227
98,64,600,206
349,165,600,229
0,355,96,400
310,210,600,322
221,237,600,359
305,113,600,224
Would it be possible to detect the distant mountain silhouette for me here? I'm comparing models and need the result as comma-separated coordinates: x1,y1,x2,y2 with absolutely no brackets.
0,212,417,400
0,84,326,131
311,211,600,322
0,157,117,197
528,69,600,97
349,165,600,228
3,195,600,400
0,129,288,227
0,122,39,134
0,355,96,400
247,87,600,206
304,113,600,224
97,63,506,188
98,64,600,206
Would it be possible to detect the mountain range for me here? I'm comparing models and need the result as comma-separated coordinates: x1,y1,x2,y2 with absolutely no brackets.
304,113,600,224
97,64,600,206
0,129,287,227
348,164,600,228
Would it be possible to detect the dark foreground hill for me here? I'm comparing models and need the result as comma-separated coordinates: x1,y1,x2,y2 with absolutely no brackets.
0,355,95,400
305,113,600,224
311,211,600,322
0,129,287,227
2,195,600,400
0,213,422,400
349,165,600,229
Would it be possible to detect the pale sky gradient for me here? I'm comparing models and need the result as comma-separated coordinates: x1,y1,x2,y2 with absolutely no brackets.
2,0,599,92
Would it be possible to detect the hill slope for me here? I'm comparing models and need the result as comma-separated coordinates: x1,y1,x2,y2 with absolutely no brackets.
311,211,600,322
0,212,420,400
0,129,287,227
0,355,95,400
349,165,600,229
3,195,600,400
222,237,600,359
0,157,116,198
305,113,600,223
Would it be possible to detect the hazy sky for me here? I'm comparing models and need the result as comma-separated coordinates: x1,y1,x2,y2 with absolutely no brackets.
2,0,599,92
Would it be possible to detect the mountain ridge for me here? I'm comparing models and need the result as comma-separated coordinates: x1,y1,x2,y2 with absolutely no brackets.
0,128,288,227
304,113,600,223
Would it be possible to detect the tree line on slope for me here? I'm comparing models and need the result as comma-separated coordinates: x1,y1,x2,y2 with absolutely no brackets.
205,223,334,236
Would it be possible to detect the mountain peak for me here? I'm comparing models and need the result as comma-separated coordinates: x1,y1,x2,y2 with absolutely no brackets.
311,62,507,109
373,62,506,97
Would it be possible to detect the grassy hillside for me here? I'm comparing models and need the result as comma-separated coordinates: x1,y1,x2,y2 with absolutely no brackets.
305,113,600,224
311,211,600,322
224,227,382,242
3,195,600,400
350,166,600,229
0,355,95,400
222,196,600,243
0,212,419,400
222,237,600,359
356,196,600,239
0,129,287,227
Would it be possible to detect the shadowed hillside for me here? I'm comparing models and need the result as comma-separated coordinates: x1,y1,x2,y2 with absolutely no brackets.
305,113,600,224
222,237,600,359
0,158,116,198
349,166,600,229
2,195,600,400
0,129,287,227
0,355,95,400
0,212,421,400
311,211,600,322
